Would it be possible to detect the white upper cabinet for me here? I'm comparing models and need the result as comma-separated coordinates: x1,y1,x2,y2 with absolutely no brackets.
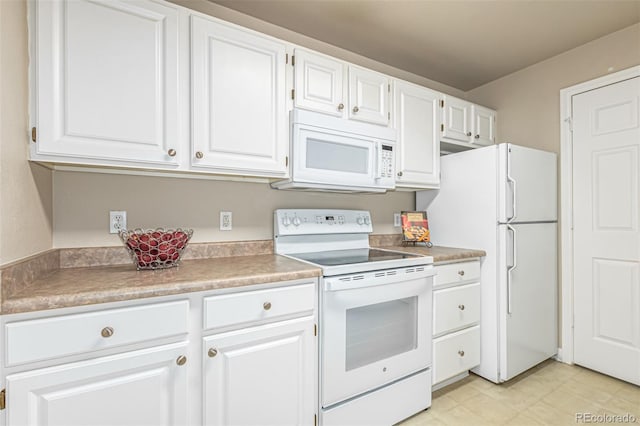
293,49,390,126
441,95,496,150
472,104,496,146
441,95,473,144
393,80,440,188
191,16,288,177
348,66,391,126
33,0,181,167
294,49,346,117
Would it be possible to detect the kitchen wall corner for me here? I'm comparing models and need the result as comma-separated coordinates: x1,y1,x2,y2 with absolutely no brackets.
466,23,640,154
0,0,53,267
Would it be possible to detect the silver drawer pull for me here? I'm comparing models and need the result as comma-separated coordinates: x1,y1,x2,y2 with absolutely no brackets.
101,327,114,338
458,350,465,357
263,302,272,311
458,270,465,276
176,355,187,366
208,348,218,358
458,304,465,311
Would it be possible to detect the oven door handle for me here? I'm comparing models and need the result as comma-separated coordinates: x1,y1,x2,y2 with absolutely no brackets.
324,272,434,292
324,279,390,292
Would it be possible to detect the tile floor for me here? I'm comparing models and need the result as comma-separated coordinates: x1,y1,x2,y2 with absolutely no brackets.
399,360,640,425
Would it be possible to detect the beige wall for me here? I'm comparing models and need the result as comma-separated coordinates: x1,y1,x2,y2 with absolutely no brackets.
466,23,640,153
53,171,413,248
0,0,53,266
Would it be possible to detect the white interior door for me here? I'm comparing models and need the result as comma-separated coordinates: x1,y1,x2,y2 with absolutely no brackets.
573,76,640,385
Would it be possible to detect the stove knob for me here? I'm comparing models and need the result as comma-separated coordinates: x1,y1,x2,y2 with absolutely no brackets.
292,217,301,226
357,217,365,225
364,216,371,225
282,216,291,227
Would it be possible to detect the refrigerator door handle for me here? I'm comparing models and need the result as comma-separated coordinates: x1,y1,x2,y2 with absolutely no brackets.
507,224,517,315
507,147,517,223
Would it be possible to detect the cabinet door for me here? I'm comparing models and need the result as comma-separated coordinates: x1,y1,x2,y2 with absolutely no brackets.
203,317,315,426
393,81,440,188
191,16,288,177
441,95,472,143
34,0,180,167
348,66,390,126
294,49,346,117
472,105,496,146
6,343,188,426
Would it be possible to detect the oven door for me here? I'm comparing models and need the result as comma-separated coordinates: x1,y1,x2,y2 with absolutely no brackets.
320,267,433,407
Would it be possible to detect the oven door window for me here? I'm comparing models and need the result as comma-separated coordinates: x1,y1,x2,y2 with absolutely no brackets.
346,297,417,371
321,275,432,408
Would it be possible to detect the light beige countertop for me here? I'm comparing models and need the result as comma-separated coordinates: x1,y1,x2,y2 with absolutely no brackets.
2,254,321,315
0,239,485,315
375,245,486,264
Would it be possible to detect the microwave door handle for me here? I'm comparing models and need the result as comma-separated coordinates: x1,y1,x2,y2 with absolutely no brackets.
375,142,382,179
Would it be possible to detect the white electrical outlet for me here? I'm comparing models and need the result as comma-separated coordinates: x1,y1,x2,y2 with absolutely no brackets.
109,211,127,234
394,213,401,227
220,211,232,231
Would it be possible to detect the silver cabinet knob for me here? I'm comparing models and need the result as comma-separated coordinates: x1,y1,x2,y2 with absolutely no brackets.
397,171,403,177
466,131,472,137
338,103,345,111
458,270,465,276
263,302,272,310
353,106,359,113
458,304,465,311
474,134,480,139
101,327,114,338
167,149,177,157
176,355,187,366
208,348,218,358
458,350,465,357
195,151,204,159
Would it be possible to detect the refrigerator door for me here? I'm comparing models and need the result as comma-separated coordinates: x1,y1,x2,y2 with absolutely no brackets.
498,144,558,223
498,222,558,381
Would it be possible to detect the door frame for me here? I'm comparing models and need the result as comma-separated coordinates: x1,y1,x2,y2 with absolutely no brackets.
558,65,640,364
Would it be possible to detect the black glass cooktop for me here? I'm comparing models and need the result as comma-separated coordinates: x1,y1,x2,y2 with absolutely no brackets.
291,248,420,267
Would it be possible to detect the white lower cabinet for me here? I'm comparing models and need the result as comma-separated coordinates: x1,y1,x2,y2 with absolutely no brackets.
203,317,315,426
5,342,188,426
432,260,481,388
0,278,318,426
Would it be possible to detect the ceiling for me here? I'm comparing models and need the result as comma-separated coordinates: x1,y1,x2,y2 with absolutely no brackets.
212,0,640,91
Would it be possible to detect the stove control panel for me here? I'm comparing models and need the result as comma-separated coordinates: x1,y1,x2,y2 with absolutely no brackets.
274,209,373,236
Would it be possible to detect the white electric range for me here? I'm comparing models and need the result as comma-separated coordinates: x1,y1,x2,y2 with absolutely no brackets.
274,209,435,426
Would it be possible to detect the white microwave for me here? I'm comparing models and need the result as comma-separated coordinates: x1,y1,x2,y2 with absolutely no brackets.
271,109,397,193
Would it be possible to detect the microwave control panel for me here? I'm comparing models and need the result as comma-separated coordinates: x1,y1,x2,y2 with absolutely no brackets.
380,144,394,178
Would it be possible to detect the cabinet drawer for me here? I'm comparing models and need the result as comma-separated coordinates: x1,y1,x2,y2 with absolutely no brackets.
434,260,480,288
433,283,480,336
433,326,480,385
6,300,189,366
203,283,315,330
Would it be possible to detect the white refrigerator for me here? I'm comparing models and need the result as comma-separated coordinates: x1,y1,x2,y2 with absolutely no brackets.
417,143,558,383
